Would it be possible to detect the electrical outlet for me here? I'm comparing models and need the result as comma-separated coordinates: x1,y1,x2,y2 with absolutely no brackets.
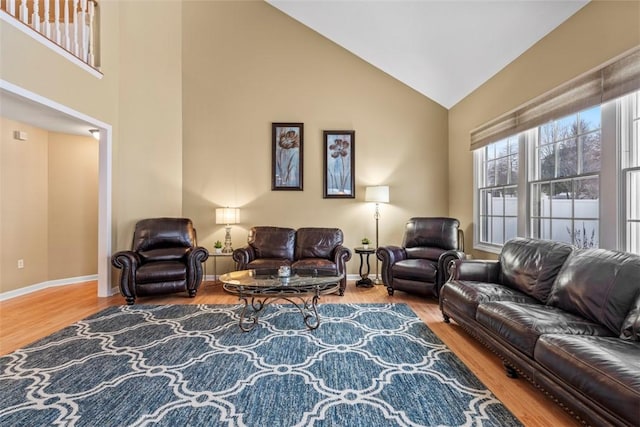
17,259,24,269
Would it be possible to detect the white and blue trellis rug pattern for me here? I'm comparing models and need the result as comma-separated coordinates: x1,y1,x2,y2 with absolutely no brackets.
0,303,522,427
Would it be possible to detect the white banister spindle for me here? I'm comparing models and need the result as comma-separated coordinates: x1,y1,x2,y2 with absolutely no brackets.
72,0,79,56
88,0,95,66
18,0,27,23
79,0,87,62
44,0,51,38
31,0,40,31
64,0,70,51
7,0,16,16
54,0,62,46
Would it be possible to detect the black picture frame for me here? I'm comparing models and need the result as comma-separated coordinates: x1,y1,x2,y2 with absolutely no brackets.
323,130,355,198
272,123,304,191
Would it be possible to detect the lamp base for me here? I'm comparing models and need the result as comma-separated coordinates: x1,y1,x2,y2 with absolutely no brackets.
222,225,233,254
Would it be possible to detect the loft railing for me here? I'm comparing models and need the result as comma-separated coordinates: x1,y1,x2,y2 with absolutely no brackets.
1,0,98,68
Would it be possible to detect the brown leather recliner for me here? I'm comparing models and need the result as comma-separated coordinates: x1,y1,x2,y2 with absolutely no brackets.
376,217,464,298
112,218,209,305
232,226,352,295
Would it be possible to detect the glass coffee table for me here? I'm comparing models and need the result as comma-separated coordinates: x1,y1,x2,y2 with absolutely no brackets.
220,269,342,332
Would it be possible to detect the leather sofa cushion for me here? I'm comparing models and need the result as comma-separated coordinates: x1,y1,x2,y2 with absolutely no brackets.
133,218,196,252
247,258,291,271
249,227,295,260
292,258,336,273
405,247,446,261
136,261,186,284
535,334,640,426
440,281,539,320
476,302,613,357
499,237,573,303
402,217,459,250
621,295,640,341
392,259,437,282
139,247,189,262
547,249,640,338
295,228,342,259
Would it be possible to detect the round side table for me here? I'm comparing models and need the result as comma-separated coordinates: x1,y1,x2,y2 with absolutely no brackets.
354,246,376,288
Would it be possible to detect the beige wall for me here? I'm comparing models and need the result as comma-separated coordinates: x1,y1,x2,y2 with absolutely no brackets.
448,1,640,259
0,118,49,292
182,1,449,275
0,118,99,293
114,0,184,249
48,132,99,280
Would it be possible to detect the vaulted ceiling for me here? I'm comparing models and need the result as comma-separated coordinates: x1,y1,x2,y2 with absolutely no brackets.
267,0,589,108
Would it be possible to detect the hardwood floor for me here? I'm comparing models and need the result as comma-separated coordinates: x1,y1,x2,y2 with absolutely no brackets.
0,280,580,426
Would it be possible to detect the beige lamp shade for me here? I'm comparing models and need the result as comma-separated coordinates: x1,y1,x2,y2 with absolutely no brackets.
365,186,389,203
215,207,240,225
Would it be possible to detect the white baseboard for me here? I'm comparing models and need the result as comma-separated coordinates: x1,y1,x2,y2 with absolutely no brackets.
0,275,99,301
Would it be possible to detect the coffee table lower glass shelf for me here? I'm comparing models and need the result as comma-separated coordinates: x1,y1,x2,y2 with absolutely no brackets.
220,269,342,332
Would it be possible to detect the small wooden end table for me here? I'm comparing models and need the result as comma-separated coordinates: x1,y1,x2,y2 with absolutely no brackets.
354,246,376,288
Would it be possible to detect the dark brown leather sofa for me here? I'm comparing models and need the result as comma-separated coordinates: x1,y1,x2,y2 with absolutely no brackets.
112,218,209,305
440,237,640,426
376,217,464,298
232,226,352,295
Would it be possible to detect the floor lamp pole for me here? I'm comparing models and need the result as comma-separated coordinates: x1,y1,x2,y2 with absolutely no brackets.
374,202,381,284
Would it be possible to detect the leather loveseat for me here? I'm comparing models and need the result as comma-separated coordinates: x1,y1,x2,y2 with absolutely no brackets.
440,237,640,426
232,226,352,295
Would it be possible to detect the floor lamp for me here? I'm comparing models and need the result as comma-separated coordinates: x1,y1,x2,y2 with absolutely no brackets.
215,207,240,253
365,185,389,284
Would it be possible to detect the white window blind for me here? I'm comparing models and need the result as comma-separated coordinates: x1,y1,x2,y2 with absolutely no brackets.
470,47,640,151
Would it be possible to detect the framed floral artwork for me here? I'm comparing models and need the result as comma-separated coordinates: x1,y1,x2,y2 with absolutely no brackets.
272,123,303,190
323,130,355,198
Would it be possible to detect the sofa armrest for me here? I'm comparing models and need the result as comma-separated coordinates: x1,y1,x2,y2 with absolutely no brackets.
436,250,466,294
185,246,209,289
333,245,352,293
233,246,256,270
449,259,500,283
112,250,141,301
376,245,407,288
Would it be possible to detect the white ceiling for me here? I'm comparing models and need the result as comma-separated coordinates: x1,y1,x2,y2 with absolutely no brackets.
267,0,589,108
1,0,589,135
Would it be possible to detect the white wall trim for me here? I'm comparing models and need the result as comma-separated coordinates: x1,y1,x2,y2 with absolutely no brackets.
0,10,103,79
0,79,113,298
0,275,98,301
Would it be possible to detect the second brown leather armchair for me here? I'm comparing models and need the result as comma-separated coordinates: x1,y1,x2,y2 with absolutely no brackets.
376,217,464,298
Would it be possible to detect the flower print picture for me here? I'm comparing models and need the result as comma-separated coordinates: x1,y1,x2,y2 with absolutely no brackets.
323,130,355,198
272,123,303,190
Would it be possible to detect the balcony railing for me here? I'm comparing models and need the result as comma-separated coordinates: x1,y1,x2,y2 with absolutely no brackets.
1,0,98,68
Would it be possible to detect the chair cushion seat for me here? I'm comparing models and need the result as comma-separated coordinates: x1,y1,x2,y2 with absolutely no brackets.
292,258,336,273
247,258,291,271
137,261,186,284
392,259,437,282
477,302,614,357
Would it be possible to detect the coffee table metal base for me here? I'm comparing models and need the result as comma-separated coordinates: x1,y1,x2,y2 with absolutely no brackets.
238,293,321,332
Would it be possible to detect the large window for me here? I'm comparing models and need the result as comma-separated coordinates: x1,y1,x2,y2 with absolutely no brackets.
622,91,640,253
530,107,601,247
474,91,639,255
477,136,519,246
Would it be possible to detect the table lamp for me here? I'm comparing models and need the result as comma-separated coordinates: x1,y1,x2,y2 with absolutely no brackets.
215,207,240,253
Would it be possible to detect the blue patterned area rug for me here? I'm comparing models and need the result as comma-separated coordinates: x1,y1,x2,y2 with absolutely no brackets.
0,303,521,426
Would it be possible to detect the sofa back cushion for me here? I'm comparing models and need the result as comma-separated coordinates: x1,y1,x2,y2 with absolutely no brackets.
547,249,640,338
248,226,296,260
132,218,197,262
401,217,460,261
295,228,343,259
499,237,574,303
